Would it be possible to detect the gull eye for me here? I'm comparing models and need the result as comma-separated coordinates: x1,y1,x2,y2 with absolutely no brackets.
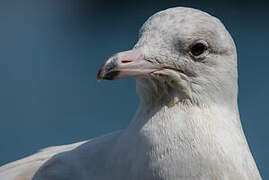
190,41,208,57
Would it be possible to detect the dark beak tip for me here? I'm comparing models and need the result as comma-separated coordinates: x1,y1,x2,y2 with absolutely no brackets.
96,68,120,81
102,71,120,80
97,69,103,81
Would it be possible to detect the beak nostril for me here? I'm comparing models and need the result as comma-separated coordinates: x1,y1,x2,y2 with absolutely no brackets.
121,60,132,64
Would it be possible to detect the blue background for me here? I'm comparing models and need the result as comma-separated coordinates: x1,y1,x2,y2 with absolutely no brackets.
0,0,268,178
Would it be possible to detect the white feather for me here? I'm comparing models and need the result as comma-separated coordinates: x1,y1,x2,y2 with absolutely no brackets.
0,7,261,180
0,141,86,180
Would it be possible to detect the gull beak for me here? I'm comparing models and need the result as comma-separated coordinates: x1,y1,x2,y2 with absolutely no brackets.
97,49,162,80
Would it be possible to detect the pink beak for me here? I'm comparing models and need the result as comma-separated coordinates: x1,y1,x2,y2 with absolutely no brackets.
97,49,162,80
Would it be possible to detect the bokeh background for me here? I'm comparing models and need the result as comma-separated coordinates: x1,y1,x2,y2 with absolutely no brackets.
0,0,268,178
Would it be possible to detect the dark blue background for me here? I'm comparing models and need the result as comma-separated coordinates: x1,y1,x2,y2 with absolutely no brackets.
0,0,268,178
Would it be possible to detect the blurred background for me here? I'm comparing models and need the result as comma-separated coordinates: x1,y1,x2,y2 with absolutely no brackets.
0,0,268,178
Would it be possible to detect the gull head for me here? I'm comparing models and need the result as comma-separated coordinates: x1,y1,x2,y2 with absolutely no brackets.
98,7,238,107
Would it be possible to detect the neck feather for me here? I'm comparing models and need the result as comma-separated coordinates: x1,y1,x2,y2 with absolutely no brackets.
130,78,243,140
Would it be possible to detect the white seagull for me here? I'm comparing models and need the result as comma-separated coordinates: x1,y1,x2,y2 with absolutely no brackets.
0,7,262,180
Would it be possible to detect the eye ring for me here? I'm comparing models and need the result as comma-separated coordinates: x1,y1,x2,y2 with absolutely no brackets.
189,40,208,59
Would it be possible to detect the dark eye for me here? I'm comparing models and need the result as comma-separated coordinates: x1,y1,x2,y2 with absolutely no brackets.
190,42,208,57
